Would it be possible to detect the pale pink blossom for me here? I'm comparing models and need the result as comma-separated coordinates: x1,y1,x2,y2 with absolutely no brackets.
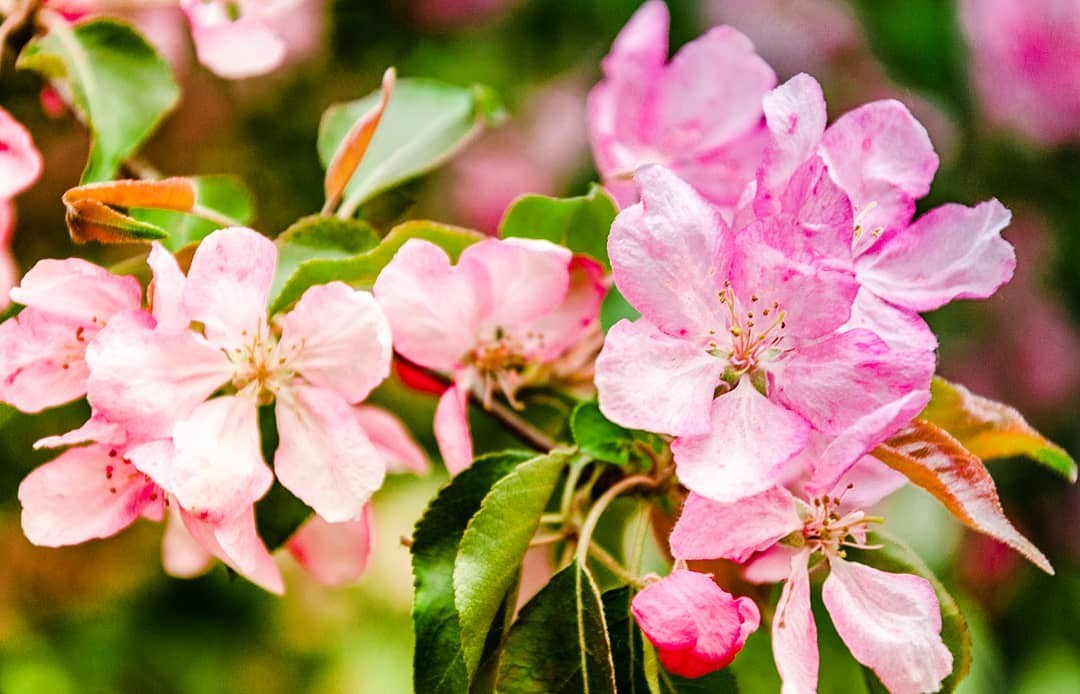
631,569,759,678
595,165,932,502
373,237,603,474
180,0,304,79
587,0,775,210
0,106,43,200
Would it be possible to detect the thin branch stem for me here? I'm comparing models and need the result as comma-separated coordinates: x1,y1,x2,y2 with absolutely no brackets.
477,389,557,453
191,204,238,229
588,542,644,588
529,532,569,548
574,474,658,567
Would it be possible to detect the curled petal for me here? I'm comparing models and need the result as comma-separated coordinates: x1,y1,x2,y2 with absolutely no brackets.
757,73,828,206
773,550,818,694
434,378,473,476
147,242,188,333
354,405,429,475
670,488,801,563
162,502,213,578
524,256,605,362
288,505,375,587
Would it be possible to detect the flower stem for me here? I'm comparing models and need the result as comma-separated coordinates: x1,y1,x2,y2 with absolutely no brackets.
575,474,658,568
588,542,644,588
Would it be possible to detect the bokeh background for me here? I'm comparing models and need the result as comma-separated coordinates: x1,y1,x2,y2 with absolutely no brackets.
1,0,1079,691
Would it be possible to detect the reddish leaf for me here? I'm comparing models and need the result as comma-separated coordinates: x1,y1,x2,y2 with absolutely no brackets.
323,67,395,213
62,178,197,244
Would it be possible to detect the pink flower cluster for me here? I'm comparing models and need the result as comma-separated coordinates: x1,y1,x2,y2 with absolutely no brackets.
589,2,1015,689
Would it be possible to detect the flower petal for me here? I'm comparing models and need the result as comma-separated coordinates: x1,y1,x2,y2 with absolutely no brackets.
743,544,800,585
823,558,952,694
9,257,141,325
147,242,188,333
0,105,43,199
459,237,572,328
0,308,92,412
181,1,287,80
161,502,213,578
287,505,374,587
841,288,937,353
757,73,827,206
434,378,473,476
524,256,605,362
354,404,429,475
670,488,801,562
180,506,284,594
773,550,818,694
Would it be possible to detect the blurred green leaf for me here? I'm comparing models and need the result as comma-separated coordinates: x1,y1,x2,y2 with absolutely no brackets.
601,286,639,333
18,18,179,182
268,219,484,314
496,561,617,693
269,215,380,310
571,401,635,466
133,176,255,252
318,79,503,218
411,450,534,694
454,450,570,680
498,184,618,269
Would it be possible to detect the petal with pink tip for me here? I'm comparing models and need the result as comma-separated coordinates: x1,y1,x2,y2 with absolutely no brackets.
18,444,157,547
9,257,141,325
279,282,392,403
275,384,386,523
673,380,811,503
857,200,1015,312
162,502,213,578
180,507,284,594
773,550,818,694
670,488,801,562
0,309,92,413
595,318,723,437
354,405,429,475
823,558,952,694
609,165,730,340
181,227,277,349
523,256,605,362
147,242,188,333
288,505,375,587
630,570,760,679
459,238,571,328
757,73,827,206
372,238,490,372
0,106,43,199
434,378,473,476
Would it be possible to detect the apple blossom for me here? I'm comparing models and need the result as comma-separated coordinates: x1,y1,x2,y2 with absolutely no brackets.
180,0,304,79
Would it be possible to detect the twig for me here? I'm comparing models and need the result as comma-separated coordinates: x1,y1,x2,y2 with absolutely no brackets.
588,542,644,588
575,474,658,567
0,0,37,63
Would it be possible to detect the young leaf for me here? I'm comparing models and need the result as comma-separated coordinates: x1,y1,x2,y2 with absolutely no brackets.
269,215,381,309
411,451,534,694
498,185,618,269
269,219,483,313
318,79,503,218
571,400,634,466
454,450,570,680
134,175,255,252
921,376,1077,482
873,419,1053,574
323,67,396,214
496,561,618,693
18,18,180,183
846,531,972,693
62,178,195,243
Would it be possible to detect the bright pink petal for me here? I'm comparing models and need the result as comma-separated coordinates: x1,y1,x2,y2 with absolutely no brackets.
823,558,952,694
147,242,188,333
670,488,801,562
181,1,286,80
609,165,730,340
830,456,909,512
18,444,157,547
0,106,43,199
777,155,855,240
372,238,490,372
631,570,760,679
842,288,937,353
279,282,392,403
595,318,723,437
434,379,473,476
672,380,811,503
773,550,818,694
354,405,429,475
757,73,827,207
0,308,92,412
275,384,386,523
459,237,571,328
9,257,141,325
170,394,273,522
288,505,375,587
524,256,605,362
820,100,938,236
181,227,277,349
743,544,799,585
857,199,1015,312
161,502,213,578
180,507,284,594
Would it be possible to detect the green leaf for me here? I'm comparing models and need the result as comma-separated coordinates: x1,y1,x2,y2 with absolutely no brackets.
846,531,972,693
318,79,503,218
133,175,255,252
571,401,636,466
269,219,483,314
454,450,570,680
498,184,618,269
411,451,534,694
601,286,640,333
18,18,179,183
496,561,617,693
601,586,651,694
269,215,380,309
254,404,311,550
921,376,1077,482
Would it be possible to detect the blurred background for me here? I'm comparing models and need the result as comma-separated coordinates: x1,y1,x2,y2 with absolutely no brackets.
1,0,1079,691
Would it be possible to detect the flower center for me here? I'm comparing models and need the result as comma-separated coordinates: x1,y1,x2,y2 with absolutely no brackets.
230,323,293,404
799,487,882,559
466,326,541,409
708,283,787,382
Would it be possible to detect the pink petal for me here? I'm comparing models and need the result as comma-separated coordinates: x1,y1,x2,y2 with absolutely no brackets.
0,308,93,412
459,237,572,328
669,131,768,210
279,282,392,403
170,394,273,522
842,288,937,353
34,413,126,450
829,456,909,512
275,384,386,522
181,1,286,80
0,106,43,199
9,257,141,325
595,318,723,437
0,202,15,307
180,507,284,594
434,379,473,476
672,380,811,503
857,199,1015,312
757,73,827,206
823,558,952,694
609,165,731,340
776,155,855,240
372,238,490,372
354,404,429,475
287,505,375,587
773,550,818,694
524,256,605,362
630,570,760,679
670,488,801,562
161,502,213,578
18,444,158,547
147,242,188,333
603,0,669,79
743,544,800,585
819,100,939,235
181,227,277,349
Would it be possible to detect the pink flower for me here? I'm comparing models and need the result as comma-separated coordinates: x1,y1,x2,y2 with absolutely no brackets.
373,237,603,474
180,0,303,79
0,106,43,200
594,165,931,502
959,0,1080,145
85,227,393,525
631,569,759,678
587,0,776,210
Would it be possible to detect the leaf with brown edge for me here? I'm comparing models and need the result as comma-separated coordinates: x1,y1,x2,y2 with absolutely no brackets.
921,376,1077,482
873,419,1053,574
63,178,197,243
322,67,395,214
